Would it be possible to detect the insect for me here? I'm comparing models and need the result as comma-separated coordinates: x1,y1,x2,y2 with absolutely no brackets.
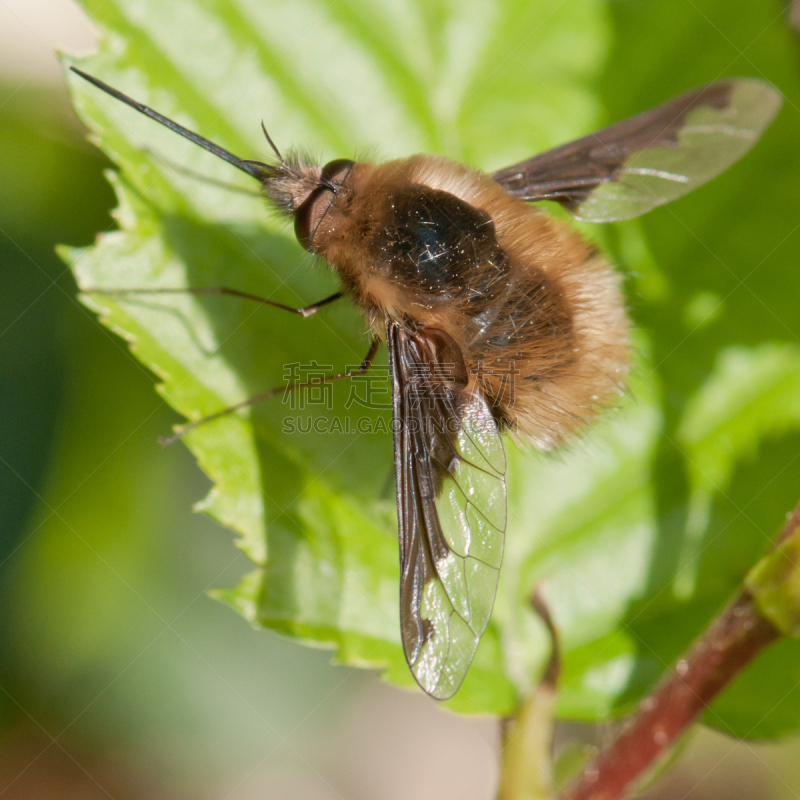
70,67,781,699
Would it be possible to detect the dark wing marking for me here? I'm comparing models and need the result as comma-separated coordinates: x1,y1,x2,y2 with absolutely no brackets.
387,322,506,700
491,78,782,222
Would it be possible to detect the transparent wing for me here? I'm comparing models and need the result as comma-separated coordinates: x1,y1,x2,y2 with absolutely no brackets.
387,323,507,700
491,78,782,222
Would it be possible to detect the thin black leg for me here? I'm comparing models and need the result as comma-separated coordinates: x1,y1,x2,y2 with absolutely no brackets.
84,286,344,318
160,337,381,446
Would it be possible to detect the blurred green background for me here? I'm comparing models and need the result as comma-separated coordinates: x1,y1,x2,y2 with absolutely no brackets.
2,0,800,798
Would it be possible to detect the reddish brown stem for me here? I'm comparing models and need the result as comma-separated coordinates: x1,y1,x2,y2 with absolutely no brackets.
557,501,800,800
559,591,780,800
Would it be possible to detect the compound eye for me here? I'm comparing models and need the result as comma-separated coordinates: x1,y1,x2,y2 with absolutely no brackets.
294,159,354,252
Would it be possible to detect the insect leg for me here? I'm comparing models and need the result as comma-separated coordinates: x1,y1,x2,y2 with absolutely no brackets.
161,337,381,446
84,287,343,318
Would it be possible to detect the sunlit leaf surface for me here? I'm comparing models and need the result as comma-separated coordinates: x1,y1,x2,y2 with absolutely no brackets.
64,0,800,731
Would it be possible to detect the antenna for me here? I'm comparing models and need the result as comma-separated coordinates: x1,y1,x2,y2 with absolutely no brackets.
261,120,284,163
70,67,270,180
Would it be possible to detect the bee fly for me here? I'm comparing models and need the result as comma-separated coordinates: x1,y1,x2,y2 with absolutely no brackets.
70,67,781,699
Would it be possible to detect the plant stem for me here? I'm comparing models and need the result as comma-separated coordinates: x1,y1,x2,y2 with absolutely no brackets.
557,499,800,800
498,591,561,800
558,591,780,800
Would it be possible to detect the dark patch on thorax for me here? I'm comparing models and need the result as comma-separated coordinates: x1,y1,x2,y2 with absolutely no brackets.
377,185,508,300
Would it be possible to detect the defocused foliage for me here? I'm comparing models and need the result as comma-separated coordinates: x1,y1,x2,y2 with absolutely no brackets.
58,0,800,734
0,82,361,795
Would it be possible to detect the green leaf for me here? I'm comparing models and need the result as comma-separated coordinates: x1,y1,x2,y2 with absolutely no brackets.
747,528,800,639
63,0,800,731
595,0,800,739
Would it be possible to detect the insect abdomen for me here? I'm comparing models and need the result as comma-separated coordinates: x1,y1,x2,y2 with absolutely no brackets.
403,156,629,449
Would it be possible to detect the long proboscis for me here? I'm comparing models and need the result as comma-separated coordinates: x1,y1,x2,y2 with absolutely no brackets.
69,66,270,180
